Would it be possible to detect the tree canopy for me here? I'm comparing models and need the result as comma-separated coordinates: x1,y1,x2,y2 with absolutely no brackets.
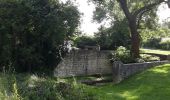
91,0,170,58
0,0,80,72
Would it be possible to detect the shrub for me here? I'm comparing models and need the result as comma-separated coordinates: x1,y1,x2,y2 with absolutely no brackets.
110,46,134,63
0,73,94,100
0,0,80,72
143,38,161,49
95,20,131,50
143,38,170,50
110,46,160,63
74,36,97,48
159,40,170,50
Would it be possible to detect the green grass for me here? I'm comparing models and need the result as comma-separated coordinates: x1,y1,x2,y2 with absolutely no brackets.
0,73,93,100
140,48,170,55
84,64,170,100
1,64,170,100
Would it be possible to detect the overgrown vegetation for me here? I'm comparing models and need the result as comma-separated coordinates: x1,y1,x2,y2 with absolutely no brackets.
0,72,94,100
0,0,80,72
74,36,97,49
109,46,160,64
0,0,170,99
1,64,170,100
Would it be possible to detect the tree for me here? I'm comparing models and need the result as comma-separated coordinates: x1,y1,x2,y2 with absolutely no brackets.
95,20,131,50
74,36,97,48
0,0,80,72
91,0,170,58
162,18,170,28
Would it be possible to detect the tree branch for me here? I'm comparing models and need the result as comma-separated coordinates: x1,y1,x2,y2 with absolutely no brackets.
168,0,170,8
137,9,151,28
133,0,165,17
118,0,132,20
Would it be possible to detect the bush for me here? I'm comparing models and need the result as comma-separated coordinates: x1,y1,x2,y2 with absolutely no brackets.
0,0,80,72
143,38,170,50
74,36,97,48
110,46,160,63
0,73,94,100
110,46,134,63
159,40,170,50
143,38,161,49
95,20,131,50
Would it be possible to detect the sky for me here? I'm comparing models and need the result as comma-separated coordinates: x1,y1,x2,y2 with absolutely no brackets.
75,0,100,36
62,0,170,36
157,3,170,23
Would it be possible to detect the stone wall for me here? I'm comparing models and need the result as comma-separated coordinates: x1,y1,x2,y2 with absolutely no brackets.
54,50,113,77
112,61,170,84
54,49,170,80
166,55,170,60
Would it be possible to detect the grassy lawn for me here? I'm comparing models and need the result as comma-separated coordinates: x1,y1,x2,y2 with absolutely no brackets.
1,64,170,100
84,64,170,100
140,48,170,55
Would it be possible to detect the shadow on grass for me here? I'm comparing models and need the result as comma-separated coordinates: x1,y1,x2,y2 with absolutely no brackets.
85,64,170,100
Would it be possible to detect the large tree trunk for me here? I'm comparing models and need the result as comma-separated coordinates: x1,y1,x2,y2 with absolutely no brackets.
118,0,140,59
129,18,140,58
118,0,165,59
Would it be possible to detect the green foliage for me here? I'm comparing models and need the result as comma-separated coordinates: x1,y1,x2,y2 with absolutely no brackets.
162,19,170,28
95,20,131,50
93,7,107,23
159,40,170,50
140,27,170,45
0,73,94,100
143,38,161,48
92,0,160,28
92,0,128,51
143,38,170,50
92,0,124,23
74,36,97,48
95,26,112,50
140,54,160,62
92,0,165,58
0,0,80,72
110,46,160,63
139,9,159,30
110,46,133,63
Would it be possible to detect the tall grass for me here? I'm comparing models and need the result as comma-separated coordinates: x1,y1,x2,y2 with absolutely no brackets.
0,71,94,100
